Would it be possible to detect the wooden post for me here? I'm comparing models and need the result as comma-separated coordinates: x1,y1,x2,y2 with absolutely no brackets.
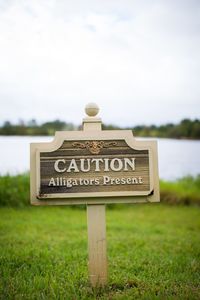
87,204,107,287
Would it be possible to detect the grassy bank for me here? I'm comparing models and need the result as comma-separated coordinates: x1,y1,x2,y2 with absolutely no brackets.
160,176,200,205
0,205,199,299
0,173,200,207
0,173,30,207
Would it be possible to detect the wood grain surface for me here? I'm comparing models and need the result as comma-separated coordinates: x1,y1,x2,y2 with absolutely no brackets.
39,139,150,196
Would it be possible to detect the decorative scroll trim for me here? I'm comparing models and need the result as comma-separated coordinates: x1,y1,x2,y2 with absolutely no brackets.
72,141,117,154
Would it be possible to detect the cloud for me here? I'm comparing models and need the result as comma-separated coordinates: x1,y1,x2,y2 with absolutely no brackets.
0,0,199,126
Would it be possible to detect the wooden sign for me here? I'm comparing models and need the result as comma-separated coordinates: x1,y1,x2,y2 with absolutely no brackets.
30,103,159,287
30,126,159,205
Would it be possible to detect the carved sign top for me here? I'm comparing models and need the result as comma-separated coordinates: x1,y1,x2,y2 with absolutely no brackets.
72,141,117,154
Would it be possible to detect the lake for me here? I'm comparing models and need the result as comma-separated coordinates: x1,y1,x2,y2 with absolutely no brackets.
0,136,200,180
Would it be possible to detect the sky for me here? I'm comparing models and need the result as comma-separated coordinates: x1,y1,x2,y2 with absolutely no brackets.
0,0,200,127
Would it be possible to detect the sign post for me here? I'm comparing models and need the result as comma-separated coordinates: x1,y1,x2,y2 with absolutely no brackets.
30,103,160,287
87,204,107,286
83,104,107,286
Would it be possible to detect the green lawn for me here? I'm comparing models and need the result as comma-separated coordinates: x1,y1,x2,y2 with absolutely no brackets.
0,205,200,299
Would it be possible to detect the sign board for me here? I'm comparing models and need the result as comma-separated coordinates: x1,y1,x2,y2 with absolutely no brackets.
30,109,159,205
30,103,160,287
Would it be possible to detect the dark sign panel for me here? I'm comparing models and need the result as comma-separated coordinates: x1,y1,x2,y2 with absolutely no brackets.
39,139,151,198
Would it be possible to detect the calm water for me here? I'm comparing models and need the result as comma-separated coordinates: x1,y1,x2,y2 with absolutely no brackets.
0,136,200,180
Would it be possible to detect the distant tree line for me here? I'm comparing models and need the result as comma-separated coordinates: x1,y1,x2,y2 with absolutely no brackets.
103,118,200,139
0,119,76,136
0,118,200,139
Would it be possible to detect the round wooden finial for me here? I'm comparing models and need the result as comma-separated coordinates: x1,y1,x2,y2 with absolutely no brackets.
85,103,99,117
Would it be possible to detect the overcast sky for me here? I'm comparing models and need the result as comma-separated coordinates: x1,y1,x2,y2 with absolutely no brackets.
0,0,199,126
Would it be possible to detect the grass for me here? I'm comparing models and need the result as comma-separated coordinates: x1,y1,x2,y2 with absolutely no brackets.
0,173,200,207
0,205,200,299
0,173,29,207
160,176,200,205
